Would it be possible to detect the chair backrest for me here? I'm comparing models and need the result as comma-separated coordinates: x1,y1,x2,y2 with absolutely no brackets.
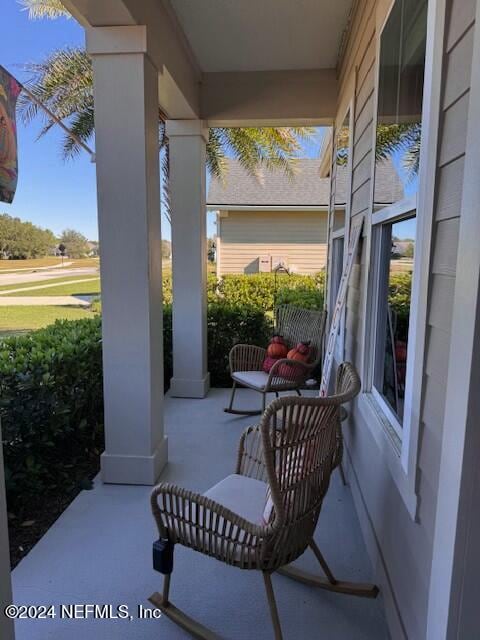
260,362,360,569
275,304,326,366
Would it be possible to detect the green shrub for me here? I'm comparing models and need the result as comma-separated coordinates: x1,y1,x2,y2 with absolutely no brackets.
0,317,103,510
217,272,325,311
276,286,324,310
389,272,412,339
162,273,172,304
207,302,273,386
162,302,272,388
163,273,218,305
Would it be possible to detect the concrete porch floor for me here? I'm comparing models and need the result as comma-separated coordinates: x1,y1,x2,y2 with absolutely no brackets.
12,388,389,640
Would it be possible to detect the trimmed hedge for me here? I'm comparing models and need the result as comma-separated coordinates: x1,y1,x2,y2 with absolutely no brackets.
163,302,272,387
162,273,219,305
0,317,104,510
217,272,325,311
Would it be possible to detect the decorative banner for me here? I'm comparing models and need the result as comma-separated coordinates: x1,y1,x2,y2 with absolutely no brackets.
0,65,22,204
320,217,364,396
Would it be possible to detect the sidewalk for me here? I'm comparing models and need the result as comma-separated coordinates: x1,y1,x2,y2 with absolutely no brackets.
0,296,90,307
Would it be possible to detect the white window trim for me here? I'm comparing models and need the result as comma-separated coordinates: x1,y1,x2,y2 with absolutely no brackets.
327,97,355,365
368,195,417,442
358,0,446,520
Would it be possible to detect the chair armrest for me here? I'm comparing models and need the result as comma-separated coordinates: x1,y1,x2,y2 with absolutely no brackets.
236,424,268,482
266,358,311,388
229,344,266,373
151,482,268,567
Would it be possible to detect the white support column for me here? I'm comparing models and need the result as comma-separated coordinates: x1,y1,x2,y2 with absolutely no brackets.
166,120,210,398
0,426,14,640
88,27,167,484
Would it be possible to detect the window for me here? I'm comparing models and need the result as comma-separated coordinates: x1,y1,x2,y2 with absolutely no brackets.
370,0,427,436
372,215,416,427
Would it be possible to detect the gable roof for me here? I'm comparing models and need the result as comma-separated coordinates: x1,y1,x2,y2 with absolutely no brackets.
207,158,405,208
208,159,330,207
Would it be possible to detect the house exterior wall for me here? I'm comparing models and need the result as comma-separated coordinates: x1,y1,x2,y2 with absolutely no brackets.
332,0,478,637
217,209,328,276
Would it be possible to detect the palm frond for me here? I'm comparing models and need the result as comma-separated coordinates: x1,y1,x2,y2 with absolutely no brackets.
17,48,94,158
18,0,70,19
207,126,315,182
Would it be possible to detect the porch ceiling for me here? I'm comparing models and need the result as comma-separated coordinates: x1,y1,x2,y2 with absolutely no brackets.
169,0,354,72
67,0,344,124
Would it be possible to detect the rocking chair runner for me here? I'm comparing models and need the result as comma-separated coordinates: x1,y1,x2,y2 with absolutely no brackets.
149,363,378,640
225,304,327,416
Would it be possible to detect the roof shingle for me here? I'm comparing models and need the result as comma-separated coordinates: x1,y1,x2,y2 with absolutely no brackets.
207,158,405,207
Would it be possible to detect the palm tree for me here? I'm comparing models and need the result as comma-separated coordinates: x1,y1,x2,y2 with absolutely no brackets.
18,0,315,221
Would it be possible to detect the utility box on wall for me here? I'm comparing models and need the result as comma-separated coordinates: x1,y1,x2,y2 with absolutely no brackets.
259,255,272,272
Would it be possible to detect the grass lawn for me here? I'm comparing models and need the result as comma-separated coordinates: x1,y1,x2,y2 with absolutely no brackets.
0,257,64,271
0,257,100,274
8,278,101,297
0,306,94,335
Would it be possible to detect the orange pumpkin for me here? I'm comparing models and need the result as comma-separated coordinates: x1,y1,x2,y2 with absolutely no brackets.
287,341,311,363
262,356,278,373
267,335,288,359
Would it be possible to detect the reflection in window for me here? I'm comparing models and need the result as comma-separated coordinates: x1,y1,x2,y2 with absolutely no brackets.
374,0,428,205
332,113,349,231
374,216,416,423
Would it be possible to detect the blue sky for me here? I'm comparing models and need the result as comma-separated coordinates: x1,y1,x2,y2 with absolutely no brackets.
1,1,99,239
1,1,325,241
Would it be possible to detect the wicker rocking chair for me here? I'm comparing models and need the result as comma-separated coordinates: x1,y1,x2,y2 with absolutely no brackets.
149,363,378,640
225,304,327,416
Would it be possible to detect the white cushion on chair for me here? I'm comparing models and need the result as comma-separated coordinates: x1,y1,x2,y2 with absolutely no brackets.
203,474,268,525
232,371,270,389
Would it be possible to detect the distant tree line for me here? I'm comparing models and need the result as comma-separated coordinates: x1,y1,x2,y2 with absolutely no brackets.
0,214,94,260
0,214,56,259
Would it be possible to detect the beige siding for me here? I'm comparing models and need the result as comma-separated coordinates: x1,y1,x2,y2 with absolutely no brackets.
333,0,477,638
218,210,328,275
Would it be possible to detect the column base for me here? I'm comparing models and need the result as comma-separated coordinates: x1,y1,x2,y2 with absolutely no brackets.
169,373,210,398
101,436,168,485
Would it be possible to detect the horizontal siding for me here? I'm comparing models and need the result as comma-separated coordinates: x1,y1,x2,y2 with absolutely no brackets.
443,24,474,108
435,156,465,220
438,91,470,166
428,274,456,333
446,0,476,50
218,210,327,275
431,218,460,276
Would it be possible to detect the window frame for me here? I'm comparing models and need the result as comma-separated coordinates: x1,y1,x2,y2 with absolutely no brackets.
369,197,417,440
358,0,445,520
